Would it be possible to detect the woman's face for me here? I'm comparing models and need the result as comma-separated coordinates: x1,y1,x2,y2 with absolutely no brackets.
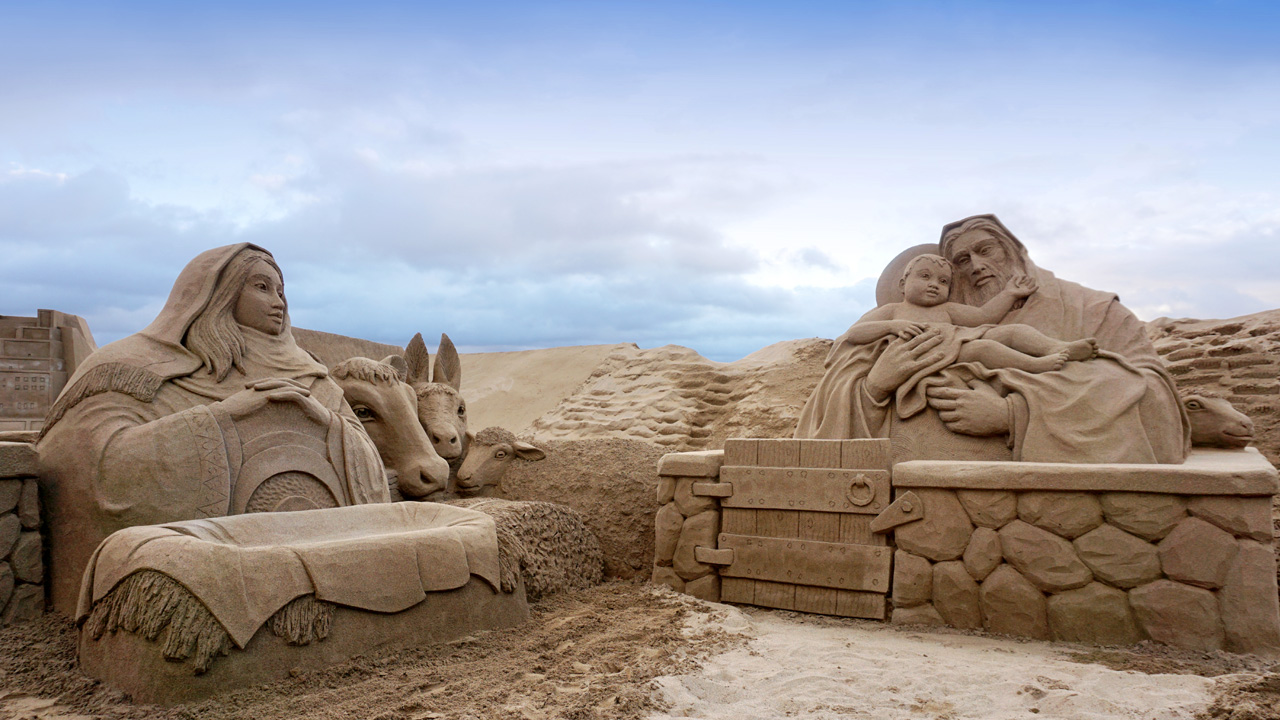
233,258,286,335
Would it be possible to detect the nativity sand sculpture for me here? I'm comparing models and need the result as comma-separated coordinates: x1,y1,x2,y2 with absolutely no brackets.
654,214,1280,655
33,244,535,703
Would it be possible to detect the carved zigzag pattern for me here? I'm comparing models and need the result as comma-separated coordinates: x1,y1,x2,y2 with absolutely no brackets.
184,408,231,517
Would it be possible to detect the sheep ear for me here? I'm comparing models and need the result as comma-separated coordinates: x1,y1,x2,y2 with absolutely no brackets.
405,333,431,385
381,355,409,382
513,441,546,462
434,333,462,391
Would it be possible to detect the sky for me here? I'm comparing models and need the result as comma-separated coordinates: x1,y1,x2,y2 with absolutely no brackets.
2,1,1279,361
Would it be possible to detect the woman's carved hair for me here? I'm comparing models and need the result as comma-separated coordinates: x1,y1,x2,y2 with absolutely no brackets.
185,249,282,382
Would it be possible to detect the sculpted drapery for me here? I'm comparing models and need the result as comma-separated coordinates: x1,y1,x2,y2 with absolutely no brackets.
795,215,1190,465
38,243,388,614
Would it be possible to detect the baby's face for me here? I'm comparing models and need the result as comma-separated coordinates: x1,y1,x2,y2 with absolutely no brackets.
901,263,951,307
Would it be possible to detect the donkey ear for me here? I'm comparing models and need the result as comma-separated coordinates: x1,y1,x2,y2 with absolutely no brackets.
405,333,431,385
381,354,409,382
434,333,462,391
513,441,546,462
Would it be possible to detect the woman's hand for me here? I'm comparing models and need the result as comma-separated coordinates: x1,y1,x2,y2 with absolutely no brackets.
925,379,1010,436
219,378,331,424
864,328,946,402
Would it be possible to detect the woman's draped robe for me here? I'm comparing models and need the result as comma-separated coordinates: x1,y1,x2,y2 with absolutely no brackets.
795,267,1189,466
37,244,387,615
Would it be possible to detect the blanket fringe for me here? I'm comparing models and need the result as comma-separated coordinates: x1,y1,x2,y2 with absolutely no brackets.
83,570,338,674
40,363,164,439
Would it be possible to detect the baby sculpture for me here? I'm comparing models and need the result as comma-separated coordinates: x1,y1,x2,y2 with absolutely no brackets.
37,243,413,614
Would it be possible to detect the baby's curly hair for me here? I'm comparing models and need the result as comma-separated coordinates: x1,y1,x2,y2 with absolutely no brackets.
901,253,953,281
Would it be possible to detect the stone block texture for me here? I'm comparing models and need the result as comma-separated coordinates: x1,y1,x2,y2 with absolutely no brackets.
653,452,726,600
0,441,43,624
891,484,1280,655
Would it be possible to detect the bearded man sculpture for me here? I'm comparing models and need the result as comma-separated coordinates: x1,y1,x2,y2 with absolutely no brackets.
38,243,400,614
795,214,1190,465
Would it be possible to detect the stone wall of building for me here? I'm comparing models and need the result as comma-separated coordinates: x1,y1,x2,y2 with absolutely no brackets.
0,309,96,434
0,441,44,623
889,449,1280,655
652,450,725,602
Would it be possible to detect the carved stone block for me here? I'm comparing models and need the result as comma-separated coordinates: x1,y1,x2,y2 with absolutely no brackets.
673,478,717,517
892,550,932,607
1187,497,1274,542
673,510,719,581
1157,517,1239,590
1217,540,1280,655
0,480,20,514
962,527,1002,582
956,490,1017,529
1098,493,1187,542
654,503,683,566
0,514,19,560
1016,492,1103,539
11,532,42,584
980,565,1049,640
932,561,981,629
685,573,721,602
1047,582,1142,645
998,520,1092,593
0,562,12,612
0,442,37,478
651,565,685,593
1073,524,1162,589
656,477,675,505
658,450,724,478
1129,579,1224,651
18,479,39,529
2,583,43,625
895,490,973,562
891,603,945,627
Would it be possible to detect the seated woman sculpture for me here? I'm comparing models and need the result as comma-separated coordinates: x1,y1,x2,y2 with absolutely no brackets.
38,243,401,614
795,215,1190,466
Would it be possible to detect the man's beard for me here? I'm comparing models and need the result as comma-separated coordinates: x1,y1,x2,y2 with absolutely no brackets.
964,267,1013,307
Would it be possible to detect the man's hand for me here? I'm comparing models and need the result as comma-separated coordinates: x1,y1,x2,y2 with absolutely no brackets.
925,379,1010,436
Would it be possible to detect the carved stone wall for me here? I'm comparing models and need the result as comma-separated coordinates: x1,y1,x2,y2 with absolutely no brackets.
0,441,43,623
889,449,1280,655
0,310,95,434
652,450,725,601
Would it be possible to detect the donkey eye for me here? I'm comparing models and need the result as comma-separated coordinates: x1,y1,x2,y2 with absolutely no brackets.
457,404,466,417
494,450,507,459
1185,400,1202,410
353,406,375,420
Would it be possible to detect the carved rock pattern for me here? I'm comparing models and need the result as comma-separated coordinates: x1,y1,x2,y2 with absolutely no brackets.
1217,539,1280,654
980,565,1049,640
1047,582,1143,645
1187,496,1273,542
1073,524,1162,589
1157,517,1239,590
932,561,982,629
1017,492,1103,539
892,550,932,607
895,490,973,562
998,520,1093,593
956,490,1017,529
1098,493,1187,542
1129,579,1224,651
962,527,1002,582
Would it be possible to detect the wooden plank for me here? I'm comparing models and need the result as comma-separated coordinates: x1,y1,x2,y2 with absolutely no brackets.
795,586,839,615
717,534,892,592
838,514,886,546
723,438,758,467
756,439,800,467
720,577,755,604
836,590,887,620
797,510,840,542
720,508,757,536
752,580,797,611
720,467,890,515
841,439,892,470
799,439,843,468
755,509,799,539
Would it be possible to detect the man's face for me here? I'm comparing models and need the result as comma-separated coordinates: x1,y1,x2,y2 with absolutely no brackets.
947,230,1014,299
901,261,951,307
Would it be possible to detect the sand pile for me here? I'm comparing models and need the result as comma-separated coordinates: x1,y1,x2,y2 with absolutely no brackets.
524,340,830,451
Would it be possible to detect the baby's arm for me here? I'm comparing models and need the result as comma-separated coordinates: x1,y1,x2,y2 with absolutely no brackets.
944,274,1037,327
840,304,925,345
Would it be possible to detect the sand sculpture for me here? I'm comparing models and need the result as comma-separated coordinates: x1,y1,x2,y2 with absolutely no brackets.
406,332,470,495
455,426,547,498
656,214,1280,656
796,214,1189,465
0,309,97,436
36,244,396,615
331,356,450,498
